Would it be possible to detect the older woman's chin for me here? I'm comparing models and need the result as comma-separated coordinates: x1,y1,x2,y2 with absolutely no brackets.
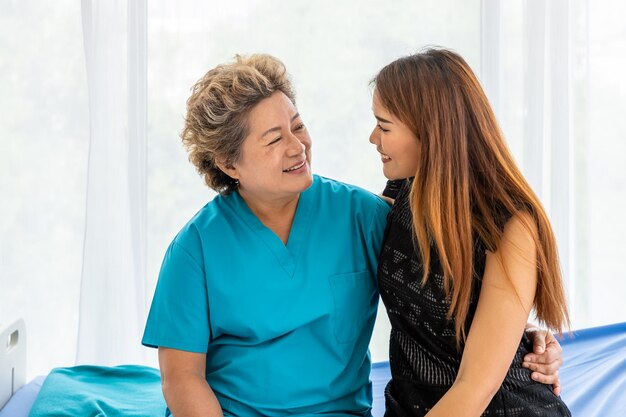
293,169,314,192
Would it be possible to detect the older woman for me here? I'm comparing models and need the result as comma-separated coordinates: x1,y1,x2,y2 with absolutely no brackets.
142,54,562,417
142,54,389,417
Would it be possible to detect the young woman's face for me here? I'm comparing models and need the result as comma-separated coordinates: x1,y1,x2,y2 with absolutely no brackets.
369,91,420,180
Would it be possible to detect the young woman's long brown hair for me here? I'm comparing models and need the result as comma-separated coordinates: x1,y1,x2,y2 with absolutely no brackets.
372,48,570,346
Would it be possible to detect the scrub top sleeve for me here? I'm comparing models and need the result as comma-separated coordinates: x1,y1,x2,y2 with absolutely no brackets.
142,240,211,354
367,197,391,271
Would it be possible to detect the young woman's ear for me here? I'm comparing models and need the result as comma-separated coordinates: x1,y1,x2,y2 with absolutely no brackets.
215,158,239,180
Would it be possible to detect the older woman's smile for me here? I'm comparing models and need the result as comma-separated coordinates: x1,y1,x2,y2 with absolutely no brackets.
283,160,307,173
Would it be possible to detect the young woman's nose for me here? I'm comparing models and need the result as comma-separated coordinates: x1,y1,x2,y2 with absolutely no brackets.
369,127,379,145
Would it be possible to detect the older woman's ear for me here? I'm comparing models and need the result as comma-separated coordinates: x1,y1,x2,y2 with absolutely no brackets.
215,158,239,180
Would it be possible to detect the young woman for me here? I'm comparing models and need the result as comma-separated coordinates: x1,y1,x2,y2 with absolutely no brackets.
369,48,571,416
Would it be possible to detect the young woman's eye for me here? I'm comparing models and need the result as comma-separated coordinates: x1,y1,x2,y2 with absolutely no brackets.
294,123,305,131
377,124,389,133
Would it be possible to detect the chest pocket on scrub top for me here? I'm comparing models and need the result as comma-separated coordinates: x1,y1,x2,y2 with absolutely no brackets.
328,271,376,344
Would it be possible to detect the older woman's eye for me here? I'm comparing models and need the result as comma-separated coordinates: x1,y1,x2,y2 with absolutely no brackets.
268,136,282,145
294,123,305,131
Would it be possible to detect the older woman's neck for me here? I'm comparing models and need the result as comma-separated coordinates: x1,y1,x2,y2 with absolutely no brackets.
238,188,301,244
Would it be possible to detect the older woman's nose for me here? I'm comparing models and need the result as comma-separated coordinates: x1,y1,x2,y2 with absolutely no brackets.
286,133,306,155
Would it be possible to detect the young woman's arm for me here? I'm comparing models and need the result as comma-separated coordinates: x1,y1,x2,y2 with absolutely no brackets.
159,347,224,417
426,213,540,416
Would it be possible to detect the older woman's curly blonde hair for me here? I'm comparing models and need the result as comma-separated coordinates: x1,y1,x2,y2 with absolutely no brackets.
181,54,296,194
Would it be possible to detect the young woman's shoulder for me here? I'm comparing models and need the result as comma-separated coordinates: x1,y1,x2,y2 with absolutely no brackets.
500,211,538,253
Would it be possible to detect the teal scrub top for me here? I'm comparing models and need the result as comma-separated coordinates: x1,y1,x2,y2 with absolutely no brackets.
142,175,390,417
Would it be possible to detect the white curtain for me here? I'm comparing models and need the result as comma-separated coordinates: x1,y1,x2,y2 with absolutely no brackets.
76,0,148,365
480,0,502,121
480,0,578,322
523,0,573,301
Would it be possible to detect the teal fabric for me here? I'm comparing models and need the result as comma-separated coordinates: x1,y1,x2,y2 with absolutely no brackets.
142,175,390,417
28,365,164,417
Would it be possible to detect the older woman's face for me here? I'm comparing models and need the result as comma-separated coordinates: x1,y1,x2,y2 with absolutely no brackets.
227,91,312,201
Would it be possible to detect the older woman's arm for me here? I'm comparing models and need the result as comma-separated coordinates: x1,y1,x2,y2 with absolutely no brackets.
524,324,564,394
159,347,224,417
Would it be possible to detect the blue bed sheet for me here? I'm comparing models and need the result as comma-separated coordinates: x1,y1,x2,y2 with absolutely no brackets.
371,361,391,417
28,365,165,417
0,375,45,417
558,321,626,416
1,322,624,417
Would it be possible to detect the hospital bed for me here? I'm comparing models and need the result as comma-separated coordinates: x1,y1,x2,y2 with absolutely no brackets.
1,320,625,416
0,319,26,413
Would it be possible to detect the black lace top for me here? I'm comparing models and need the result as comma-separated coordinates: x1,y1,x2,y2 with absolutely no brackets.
379,179,571,417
